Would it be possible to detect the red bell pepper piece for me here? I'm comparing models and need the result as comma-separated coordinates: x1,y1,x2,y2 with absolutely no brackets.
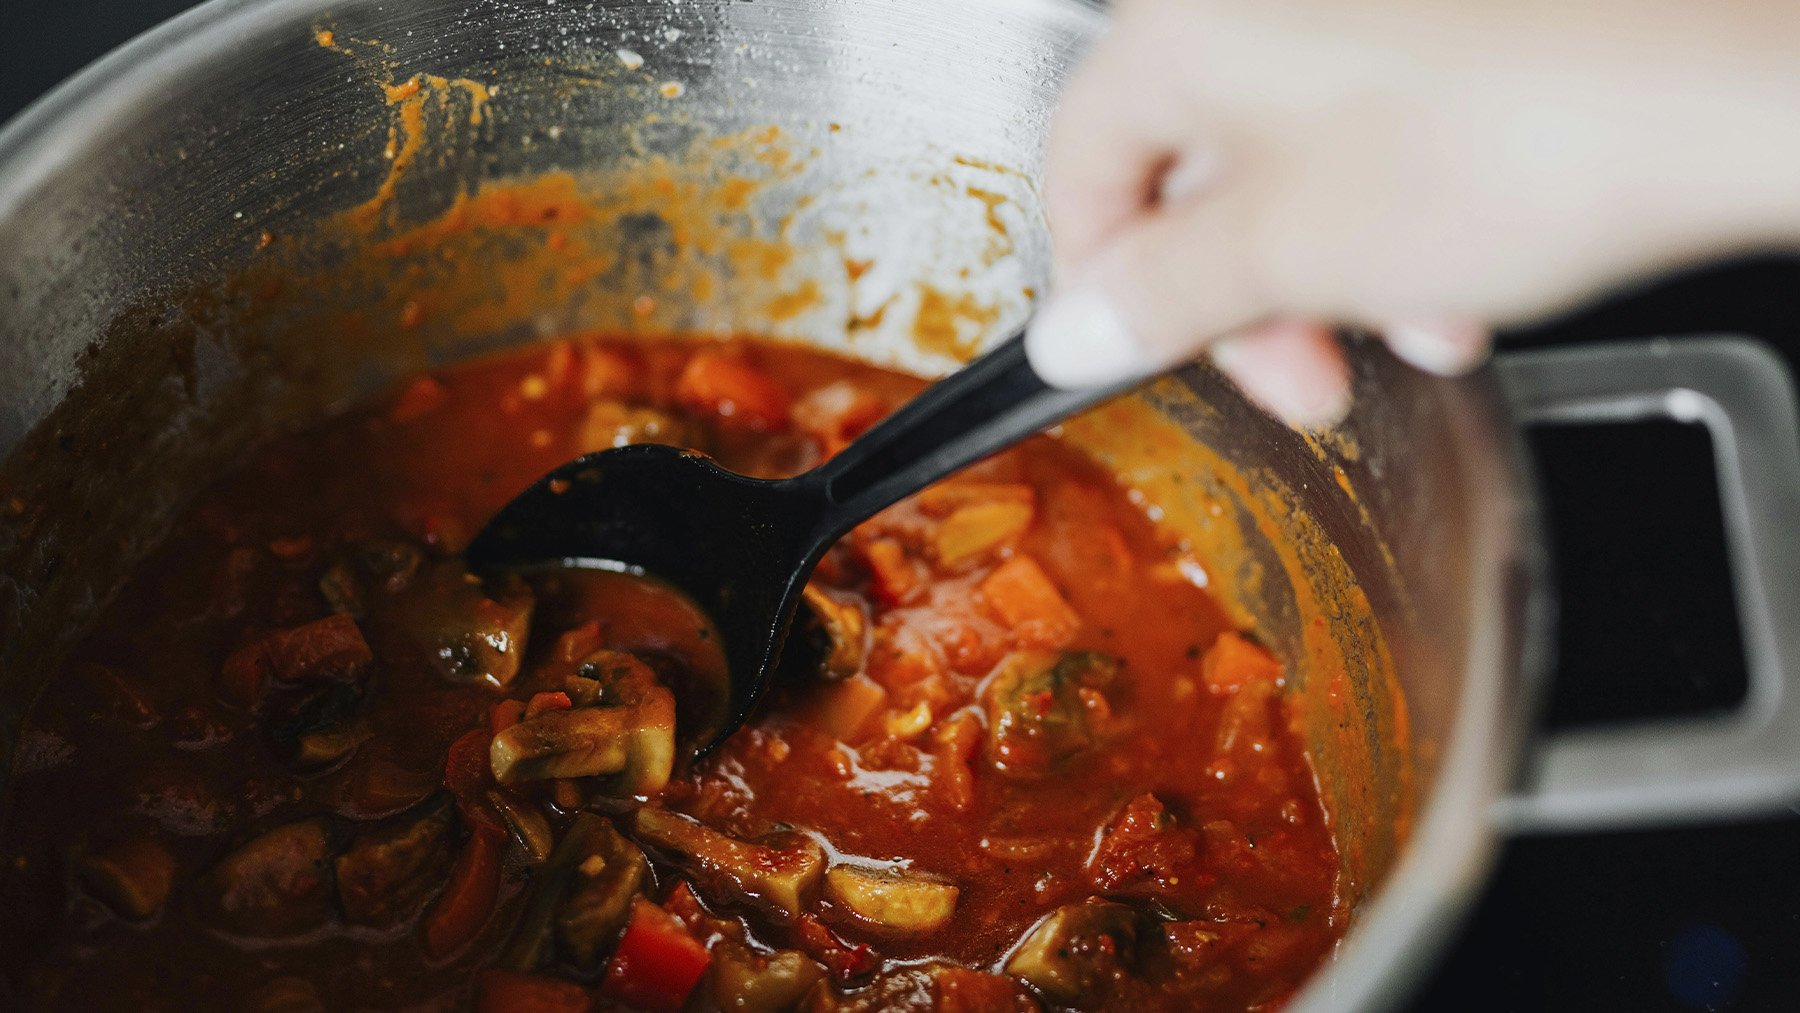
444,728,504,835
600,897,711,1012
423,826,504,959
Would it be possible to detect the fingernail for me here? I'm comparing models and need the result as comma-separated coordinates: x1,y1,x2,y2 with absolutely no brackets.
1210,333,1352,427
1383,319,1489,376
1025,287,1156,389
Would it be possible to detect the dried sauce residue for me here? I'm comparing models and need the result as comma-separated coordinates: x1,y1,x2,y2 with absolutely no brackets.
313,25,492,229
912,286,999,362
965,186,1015,265
311,115,811,342
763,280,822,321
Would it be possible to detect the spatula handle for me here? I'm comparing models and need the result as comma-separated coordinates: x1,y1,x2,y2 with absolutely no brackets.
806,332,1141,534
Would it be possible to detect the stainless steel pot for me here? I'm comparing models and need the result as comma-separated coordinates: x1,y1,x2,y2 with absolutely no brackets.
3,1,1799,1009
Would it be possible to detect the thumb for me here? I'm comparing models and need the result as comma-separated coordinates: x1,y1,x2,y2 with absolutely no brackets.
1025,189,1273,389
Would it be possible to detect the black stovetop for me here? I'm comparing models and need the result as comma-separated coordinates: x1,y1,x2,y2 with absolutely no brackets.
6,5,1799,1010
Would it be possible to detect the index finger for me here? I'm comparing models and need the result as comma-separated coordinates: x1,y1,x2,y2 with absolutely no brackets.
1042,10,1198,275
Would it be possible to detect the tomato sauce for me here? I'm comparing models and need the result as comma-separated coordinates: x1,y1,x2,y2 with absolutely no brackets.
0,338,1341,1011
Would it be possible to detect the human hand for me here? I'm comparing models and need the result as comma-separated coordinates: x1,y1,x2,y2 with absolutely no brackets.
1026,0,1800,424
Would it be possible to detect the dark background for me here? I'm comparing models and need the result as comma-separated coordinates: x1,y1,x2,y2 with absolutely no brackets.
6,3,1800,1010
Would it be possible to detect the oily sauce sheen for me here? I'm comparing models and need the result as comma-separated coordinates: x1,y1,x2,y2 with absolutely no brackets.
0,339,1342,1011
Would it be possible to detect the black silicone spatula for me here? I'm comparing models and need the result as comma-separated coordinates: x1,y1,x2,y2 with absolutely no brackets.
466,333,1139,751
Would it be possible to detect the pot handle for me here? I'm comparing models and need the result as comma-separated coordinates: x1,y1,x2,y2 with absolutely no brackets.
1492,336,1800,832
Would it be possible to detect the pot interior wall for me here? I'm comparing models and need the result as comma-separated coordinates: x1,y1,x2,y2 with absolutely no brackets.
0,0,1513,996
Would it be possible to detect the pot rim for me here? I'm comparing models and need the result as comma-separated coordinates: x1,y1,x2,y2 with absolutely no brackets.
0,0,314,221
1288,373,1553,1013
0,2,1552,1010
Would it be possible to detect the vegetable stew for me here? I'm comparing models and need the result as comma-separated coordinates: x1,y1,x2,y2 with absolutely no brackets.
1,338,1342,1011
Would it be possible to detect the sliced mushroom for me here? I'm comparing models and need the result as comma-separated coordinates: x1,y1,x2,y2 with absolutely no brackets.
980,651,1120,778
267,682,367,769
334,798,453,926
501,812,648,973
293,722,373,769
633,806,824,919
75,838,176,921
486,789,555,865
824,865,958,935
491,706,637,783
800,584,868,679
489,650,674,796
709,940,827,1013
805,963,1039,1012
390,561,534,689
199,818,335,938
1003,899,1141,1003
557,820,650,971
318,538,423,617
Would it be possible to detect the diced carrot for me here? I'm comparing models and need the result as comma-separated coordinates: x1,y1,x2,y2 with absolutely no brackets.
424,826,504,959
932,500,1034,570
1201,631,1284,695
673,351,791,429
475,968,592,1013
915,482,1035,518
810,674,888,740
978,555,1080,650
524,691,573,719
389,375,448,423
601,897,711,1012
861,539,921,606
489,699,526,734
